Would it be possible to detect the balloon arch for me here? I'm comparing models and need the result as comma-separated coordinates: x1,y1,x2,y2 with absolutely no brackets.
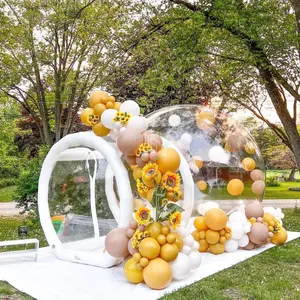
38,91,288,290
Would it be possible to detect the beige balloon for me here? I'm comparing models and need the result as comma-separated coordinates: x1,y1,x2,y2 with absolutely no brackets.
250,169,265,181
248,223,269,245
117,130,144,156
252,180,266,196
245,201,264,219
105,228,130,258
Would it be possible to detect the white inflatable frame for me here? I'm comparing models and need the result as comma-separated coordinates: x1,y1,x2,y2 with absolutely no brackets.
38,131,133,267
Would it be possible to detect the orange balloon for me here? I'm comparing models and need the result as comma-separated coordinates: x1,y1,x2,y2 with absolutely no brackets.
205,229,220,245
197,180,207,191
227,179,244,196
193,156,203,169
244,142,256,154
145,222,163,239
106,101,114,109
89,90,109,107
174,233,183,251
143,258,172,290
92,122,110,137
194,216,209,231
80,108,95,126
204,208,227,231
242,157,256,172
271,227,287,245
139,238,160,260
108,95,116,103
94,103,106,116
156,148,180,174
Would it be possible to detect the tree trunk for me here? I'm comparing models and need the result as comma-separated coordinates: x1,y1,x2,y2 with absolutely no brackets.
289,168,297,181
258,66,300,170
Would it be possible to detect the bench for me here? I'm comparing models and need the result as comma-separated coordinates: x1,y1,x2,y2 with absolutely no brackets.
0,238,39,262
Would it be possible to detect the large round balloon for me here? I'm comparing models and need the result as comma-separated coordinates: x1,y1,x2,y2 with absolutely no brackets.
146,105,265,213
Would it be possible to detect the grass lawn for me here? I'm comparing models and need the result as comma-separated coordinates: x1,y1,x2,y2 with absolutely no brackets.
0,209,300,299
265,182,300,199
0,185,16,202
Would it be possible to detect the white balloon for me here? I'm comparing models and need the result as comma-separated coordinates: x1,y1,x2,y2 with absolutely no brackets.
183,235,194,247
177,227,189,237
192,241,199,251
238,234,249,247
225,239,239,253
188,251,202,270
181,245,192,255
114,122,122,130
120,100,140,116
109,129,120,141
120,127,126,133
101,109,118,129
209,146,229,164
127,116,149,133
229,211,247,224
168,114,181,127
229,221,244,240
170,253,190,280
181,133,192,144
197,201,219,216
243,222,252,234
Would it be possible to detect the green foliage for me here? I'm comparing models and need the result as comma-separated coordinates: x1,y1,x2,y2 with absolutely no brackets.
0,186,16,202
14,159,41,212
266,176,280,187
288,186,300,191
0,178,17,188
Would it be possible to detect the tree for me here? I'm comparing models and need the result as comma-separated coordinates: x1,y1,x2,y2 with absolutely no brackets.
0,0,131,146
127,0,300,169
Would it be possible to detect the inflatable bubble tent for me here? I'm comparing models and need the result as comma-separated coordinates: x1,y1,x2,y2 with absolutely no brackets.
38,104,265,268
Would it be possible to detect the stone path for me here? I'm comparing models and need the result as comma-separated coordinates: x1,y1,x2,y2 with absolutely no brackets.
0,200,299,217
0,202,23,216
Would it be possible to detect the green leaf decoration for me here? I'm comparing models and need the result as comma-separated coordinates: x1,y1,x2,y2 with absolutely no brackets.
158,203,185,222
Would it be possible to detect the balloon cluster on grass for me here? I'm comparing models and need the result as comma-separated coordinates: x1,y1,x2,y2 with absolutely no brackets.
192,201,288,254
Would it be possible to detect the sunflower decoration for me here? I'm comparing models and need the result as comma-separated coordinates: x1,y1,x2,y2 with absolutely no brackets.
161,198,169,206
135,207,151,226
137,178,150,198
113,111,131,125
273,220,282,235
142,163,162,187
161,171,181,192
136,143,152,157
132,229,150,248
167,190,183,202
88,114,100,125
169,211,182,229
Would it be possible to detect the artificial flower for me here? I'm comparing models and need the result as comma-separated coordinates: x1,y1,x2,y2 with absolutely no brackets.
161,171,181,192
136,143,152,157
137,178,150,198
169,211,182,229
135,207,151,226
161,198,169,206
113,111,131,125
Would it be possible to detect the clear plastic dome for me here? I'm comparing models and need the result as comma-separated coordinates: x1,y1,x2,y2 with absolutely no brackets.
146,105,265,213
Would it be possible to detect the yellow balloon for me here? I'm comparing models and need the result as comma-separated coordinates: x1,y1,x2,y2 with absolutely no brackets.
198,239,209,252
92,122,110,137
146,222,162,239
80,108,95,126
94,103,106,116
204,208,227,231
89,90,109,107
138,238,161,260
143,258,172,290
124,258,144,284
227,179,244,196
210,242,225,255
160,243,179,262
174,233,183,251
146,188,155,202
205,229,220,245
242,157,256,172
193,156,203,169
114,101,121,110
133,167,143,181
244,142,256,154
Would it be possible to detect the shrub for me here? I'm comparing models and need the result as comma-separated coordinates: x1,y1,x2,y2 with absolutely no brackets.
14,159,42,213
266,176,280,187
0,178,17,188
288,187,300,192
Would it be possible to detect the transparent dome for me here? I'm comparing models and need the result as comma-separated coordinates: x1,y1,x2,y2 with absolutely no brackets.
146,105,265,213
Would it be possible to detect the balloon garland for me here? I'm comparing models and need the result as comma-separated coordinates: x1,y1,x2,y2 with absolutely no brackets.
80,91,288,290
192,201,288,254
